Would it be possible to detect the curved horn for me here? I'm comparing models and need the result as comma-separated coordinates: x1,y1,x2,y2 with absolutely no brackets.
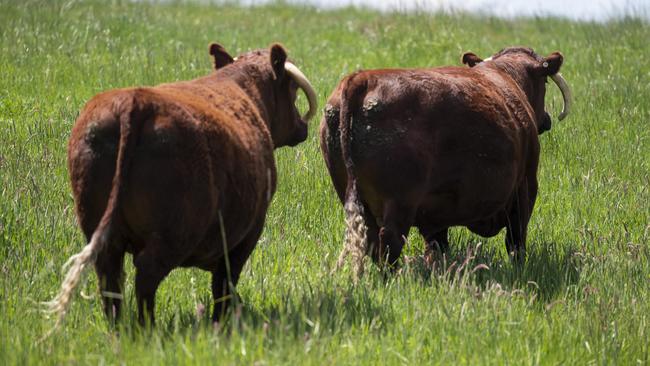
284,62,318,122
550,73,572,121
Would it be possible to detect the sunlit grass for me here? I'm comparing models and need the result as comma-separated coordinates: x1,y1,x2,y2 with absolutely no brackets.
1,0,648,364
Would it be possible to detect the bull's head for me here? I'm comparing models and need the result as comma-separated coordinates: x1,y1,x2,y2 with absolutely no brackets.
209,43,317,148
462,47,572,134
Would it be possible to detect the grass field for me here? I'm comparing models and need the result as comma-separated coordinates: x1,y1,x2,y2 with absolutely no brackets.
1,0,649,364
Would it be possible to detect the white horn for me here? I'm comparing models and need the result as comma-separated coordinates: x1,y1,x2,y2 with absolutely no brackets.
284,62,318,122
550,73,572,121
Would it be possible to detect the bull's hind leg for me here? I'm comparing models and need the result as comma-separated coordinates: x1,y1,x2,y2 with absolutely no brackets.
362,205,381,264
211,220,263,323
72,161,125,322
76,197,126,323
95,245,126,323
133,233,176,326
378,201,416,267
505,180,535,264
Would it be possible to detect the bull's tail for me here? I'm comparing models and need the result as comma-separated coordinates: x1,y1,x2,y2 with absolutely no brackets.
43,92,146,334
335,183,369,280
335,75,369,280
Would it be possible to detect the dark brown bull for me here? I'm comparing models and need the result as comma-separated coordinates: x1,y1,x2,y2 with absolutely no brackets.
46,43,317,326
321,47,571,272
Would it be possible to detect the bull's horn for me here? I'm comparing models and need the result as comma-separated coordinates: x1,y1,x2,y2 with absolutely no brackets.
284,62,318,122
550,73,572,121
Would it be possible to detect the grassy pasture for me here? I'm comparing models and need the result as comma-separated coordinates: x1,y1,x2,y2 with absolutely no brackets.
0,0,649,364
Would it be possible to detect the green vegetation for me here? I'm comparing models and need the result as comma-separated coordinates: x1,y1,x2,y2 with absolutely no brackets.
1,0,648,364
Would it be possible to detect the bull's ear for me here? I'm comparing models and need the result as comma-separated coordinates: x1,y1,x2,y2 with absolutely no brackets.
461,52,483,67
209,43,234,69
270,43,287,80
534,51,563,76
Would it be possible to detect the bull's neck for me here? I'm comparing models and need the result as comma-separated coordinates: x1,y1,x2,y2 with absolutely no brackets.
234,76,272,125
493,63,536,111
214,66,274,130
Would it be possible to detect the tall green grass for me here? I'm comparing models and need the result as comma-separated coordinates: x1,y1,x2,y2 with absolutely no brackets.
1,0,648,364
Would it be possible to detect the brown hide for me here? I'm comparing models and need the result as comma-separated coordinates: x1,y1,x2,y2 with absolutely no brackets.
321,47,565,266
64,43,310,325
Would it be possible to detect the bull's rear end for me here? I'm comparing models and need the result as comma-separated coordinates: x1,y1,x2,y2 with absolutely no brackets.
45,43,318,333
323,47,571,274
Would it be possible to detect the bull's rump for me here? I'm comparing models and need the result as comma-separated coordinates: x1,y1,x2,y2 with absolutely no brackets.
341,69,533,225
68,87,273,265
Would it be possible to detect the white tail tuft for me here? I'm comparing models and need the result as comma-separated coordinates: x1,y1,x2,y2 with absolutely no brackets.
41,232,101,337
335,199,368,281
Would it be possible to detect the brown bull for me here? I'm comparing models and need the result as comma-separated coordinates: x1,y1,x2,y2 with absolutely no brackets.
321,47,572,273
46,43,317,326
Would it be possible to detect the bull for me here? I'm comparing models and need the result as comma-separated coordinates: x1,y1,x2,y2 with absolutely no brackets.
46,43,318,326
320,47,571,272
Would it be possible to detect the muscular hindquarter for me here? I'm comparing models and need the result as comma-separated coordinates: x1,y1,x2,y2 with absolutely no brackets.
69,97,273,271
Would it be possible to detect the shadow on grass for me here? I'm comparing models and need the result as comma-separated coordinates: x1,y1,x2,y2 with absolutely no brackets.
403,240,583,303
108,242,581,339
114,282,392,340
237,284,390,338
